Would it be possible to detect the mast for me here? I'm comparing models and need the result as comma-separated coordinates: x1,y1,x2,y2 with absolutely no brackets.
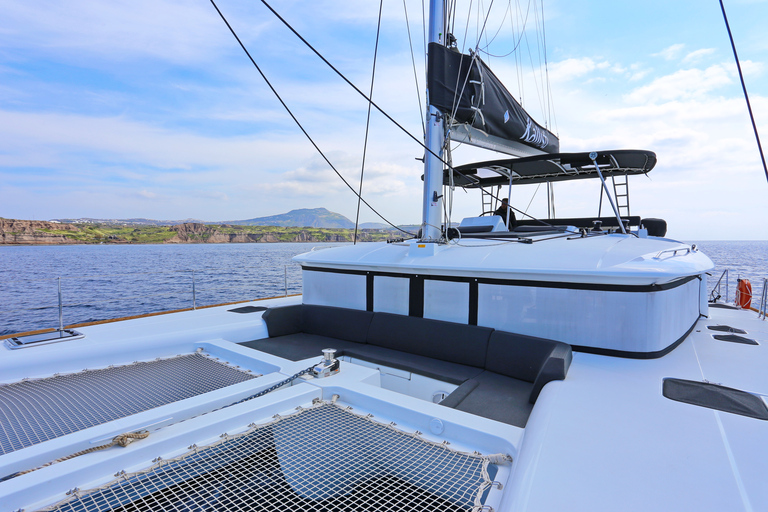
421,0,446,242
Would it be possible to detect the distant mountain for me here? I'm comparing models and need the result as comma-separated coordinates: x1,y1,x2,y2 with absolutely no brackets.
228,208,356,229
51,209,413,231
358,222,389,229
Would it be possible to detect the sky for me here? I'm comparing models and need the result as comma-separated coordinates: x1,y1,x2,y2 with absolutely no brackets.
0,0,767,240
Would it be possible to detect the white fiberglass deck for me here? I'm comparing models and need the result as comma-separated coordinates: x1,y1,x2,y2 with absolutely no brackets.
1,296,767,511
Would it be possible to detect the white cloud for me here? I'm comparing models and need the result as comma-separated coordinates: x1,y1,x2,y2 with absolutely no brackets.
548,57,612,82
654,44,686,61
682,48,716,64
624,65,733,104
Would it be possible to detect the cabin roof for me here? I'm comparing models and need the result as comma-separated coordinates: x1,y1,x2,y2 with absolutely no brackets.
445,149,656,187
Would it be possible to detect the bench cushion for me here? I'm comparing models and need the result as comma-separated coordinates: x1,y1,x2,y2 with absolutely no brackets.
343,345,484,385
366,313,492,369
442,371,535,428
262,305,373,343
303,305,373,344
485,330,572,403
261,304,303,337
239,333,360,362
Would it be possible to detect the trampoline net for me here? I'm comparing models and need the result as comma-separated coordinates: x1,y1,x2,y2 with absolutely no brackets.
41,401,507,512
0,351,258,455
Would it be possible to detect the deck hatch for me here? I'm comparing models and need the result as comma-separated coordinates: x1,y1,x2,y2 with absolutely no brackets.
711,334,758,345
0,352,258,456
662,378,768,420
40,401,505,512
707,325,747,334
228,306,268,313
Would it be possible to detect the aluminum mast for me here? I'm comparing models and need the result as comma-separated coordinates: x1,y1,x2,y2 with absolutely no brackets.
421,0,446,242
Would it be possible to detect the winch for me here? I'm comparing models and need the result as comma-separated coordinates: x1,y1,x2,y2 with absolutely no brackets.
313,348,340,378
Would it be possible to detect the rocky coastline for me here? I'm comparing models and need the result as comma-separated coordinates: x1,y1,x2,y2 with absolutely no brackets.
0,219,391,245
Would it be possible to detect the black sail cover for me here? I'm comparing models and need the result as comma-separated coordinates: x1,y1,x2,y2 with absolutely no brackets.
428,43,559,154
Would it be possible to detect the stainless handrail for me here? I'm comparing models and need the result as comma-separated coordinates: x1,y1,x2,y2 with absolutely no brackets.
709,269,729,303
759,278,767,320
654,247,692,260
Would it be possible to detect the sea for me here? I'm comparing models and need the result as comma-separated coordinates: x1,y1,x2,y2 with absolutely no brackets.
1,240,766,336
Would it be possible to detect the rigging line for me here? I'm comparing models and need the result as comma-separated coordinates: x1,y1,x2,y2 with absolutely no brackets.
209,0,414,237
259,0,475,185
524,182,541,214
403,0,426,137
485,188,555,226
719,0,768,184
526,0,547,122
422,0,428,86
471,0,496,54
540,0,555,131
460,0,474,53
522,26,547,125
447,0,495,131
476,1,512,51
449,0,458,38
354,0,384,245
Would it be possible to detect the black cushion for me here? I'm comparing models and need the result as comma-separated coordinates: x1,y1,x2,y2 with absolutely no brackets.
439,379,479,408
239,333,360,362
261,305,304,337
530,343,572,403
485,331,559,382
262,304,374,343
366,313,492,368
302,305,373,344
445,371,535,428
485,331,572,403
343,345,484,385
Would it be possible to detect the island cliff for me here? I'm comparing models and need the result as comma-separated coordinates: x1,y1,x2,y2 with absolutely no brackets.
0,219,393,245
0,219,82,244
166,223,379,243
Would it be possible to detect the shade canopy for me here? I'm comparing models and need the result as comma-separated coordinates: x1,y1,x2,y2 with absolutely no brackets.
444,150,657,188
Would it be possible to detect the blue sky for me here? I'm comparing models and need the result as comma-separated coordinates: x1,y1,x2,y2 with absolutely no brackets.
1,0,767,240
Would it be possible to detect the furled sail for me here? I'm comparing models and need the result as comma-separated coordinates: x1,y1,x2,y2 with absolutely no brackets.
427,43,559,155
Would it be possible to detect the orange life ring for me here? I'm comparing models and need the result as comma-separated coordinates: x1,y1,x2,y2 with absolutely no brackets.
736,279,752,309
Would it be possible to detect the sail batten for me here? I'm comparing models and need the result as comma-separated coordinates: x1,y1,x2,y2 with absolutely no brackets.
428,43,559,155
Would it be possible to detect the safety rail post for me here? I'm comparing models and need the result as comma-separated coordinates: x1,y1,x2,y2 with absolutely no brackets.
57,276,64,332
284,266,288,297
709,269,729,303
192,270,197,310
760,278,767,320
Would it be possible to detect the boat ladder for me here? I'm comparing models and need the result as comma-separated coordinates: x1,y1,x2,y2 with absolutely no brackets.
611,173,631,217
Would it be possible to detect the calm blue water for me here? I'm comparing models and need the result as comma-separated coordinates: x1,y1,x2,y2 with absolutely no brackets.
0,243,347,336
1,240,766,336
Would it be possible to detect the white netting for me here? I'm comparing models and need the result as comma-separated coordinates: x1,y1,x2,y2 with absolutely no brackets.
0,351,258,455
41,400,510,512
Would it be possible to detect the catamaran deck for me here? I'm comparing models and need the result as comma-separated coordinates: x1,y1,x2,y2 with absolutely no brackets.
1,297,767,511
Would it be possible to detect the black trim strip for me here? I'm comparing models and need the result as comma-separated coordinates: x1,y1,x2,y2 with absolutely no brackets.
302,266,699,293
469,279,479,325
409,275,424,317
366,273,374,312
571,318,698,359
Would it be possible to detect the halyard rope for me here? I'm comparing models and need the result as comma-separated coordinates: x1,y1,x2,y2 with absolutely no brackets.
8,431,150,479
